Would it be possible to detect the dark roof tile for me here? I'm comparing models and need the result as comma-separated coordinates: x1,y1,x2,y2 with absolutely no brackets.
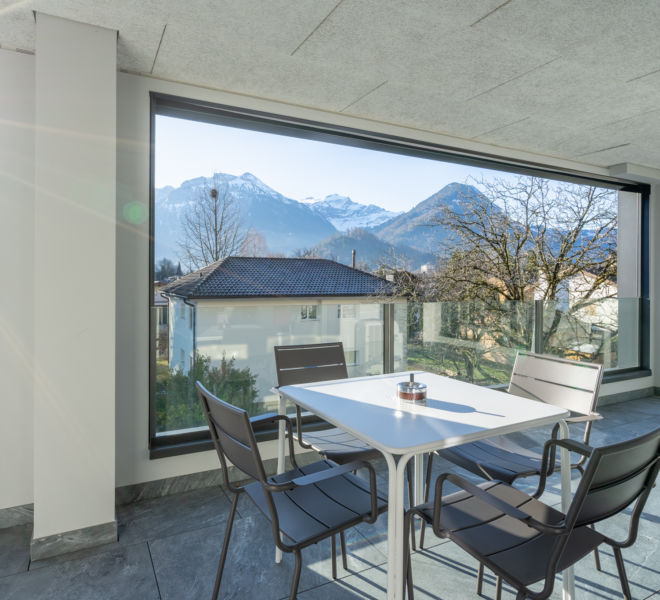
161,257,394,299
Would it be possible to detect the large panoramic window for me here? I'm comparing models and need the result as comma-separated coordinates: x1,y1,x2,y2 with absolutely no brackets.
149,93,648,456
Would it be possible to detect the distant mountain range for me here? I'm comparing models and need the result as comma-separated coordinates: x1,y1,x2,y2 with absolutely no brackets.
313,229,435,270
155,172,335,260
373,183,480,254
154,172,488,271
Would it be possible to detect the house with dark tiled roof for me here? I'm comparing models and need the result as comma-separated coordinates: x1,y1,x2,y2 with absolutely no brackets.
161,257,407,407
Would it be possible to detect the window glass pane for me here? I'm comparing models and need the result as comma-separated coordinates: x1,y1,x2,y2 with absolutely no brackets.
403,301,532,386
151,100,643,439
154,302,389,433
542,298,640,369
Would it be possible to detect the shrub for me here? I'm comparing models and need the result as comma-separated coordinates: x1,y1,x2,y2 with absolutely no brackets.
155,353,259,432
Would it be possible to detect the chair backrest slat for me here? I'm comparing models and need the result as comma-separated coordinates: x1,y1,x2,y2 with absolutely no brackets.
572,427,660,527
197,382,266,484
275,342,348,387
509,351,602,415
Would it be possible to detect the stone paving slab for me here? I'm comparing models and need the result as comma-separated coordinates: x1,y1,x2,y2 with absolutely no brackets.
116,485,234,546
0,524,31,578
149,511,387,600
0,542,159,600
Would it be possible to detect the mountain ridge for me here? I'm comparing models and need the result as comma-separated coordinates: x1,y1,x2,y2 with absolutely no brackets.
154,173,483,271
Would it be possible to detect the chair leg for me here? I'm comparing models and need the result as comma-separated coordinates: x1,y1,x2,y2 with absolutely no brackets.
495,575,502,600
419,452,434,549
339,531,348,570
406,463,417,551
587,524,602,571
406,550,414,600
290,549,303,600
212,493,240,600
476,562,484,596
331,535,337,579
613,546,632,600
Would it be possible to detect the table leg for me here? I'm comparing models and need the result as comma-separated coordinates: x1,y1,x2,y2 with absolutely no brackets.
385,452,414,600
558,419,574,600
414,454,423,505
409,453,423,545
275,393,286,564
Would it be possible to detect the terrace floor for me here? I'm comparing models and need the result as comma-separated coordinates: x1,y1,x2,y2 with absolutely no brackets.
2,396,660,600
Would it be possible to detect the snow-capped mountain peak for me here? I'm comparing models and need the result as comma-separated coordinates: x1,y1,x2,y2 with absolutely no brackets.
309,194,401,231
323,194,353,207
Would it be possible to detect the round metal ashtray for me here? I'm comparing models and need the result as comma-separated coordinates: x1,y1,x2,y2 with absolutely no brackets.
397,381,427,402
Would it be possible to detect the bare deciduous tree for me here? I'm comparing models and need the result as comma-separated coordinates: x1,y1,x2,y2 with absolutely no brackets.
436,176,617,303
429,175,618,362
178,175,246,270
239,228,269,257
293,247,321,258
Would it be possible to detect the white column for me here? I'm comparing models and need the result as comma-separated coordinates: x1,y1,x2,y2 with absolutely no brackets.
33,13,117,553
0,49,35,511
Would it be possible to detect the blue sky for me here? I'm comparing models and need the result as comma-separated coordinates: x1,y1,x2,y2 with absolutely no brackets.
154,115,500,213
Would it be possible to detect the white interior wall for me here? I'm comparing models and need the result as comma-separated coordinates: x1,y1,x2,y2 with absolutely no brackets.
32,14,117,538
0,49,35,510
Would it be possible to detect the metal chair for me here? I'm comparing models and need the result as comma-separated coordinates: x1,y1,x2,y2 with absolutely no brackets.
274,342,417,547
419,351,603,563
196,382,387,600
406,426,660,600
274,342,383,464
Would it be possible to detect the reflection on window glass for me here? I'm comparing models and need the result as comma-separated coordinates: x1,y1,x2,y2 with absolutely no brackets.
345,350,359,365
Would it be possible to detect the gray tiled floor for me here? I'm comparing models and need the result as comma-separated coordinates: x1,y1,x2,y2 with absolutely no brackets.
1,397,659,599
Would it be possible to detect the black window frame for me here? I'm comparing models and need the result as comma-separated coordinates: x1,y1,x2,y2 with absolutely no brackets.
148,91,650,459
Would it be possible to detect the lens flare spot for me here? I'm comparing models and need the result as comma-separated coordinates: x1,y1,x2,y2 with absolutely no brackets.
122,202,147,224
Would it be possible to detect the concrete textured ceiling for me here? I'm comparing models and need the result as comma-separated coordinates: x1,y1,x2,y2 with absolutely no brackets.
2,0,660,172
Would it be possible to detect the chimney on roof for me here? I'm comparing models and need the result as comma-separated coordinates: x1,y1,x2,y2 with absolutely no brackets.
352,249,356,269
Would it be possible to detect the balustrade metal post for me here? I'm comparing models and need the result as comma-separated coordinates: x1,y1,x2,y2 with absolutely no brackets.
383,303,395,374
534,299,544,354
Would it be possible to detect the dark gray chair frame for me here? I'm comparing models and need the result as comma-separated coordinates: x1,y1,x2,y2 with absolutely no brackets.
274,342,376,463
405,427,660,600
196,382,387,600
274,342,417,549
420,351,603,556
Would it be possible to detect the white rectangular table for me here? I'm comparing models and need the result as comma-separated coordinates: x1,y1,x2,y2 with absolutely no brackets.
278,372,571,600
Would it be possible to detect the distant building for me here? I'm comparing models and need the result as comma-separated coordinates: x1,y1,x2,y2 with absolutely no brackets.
161,257,407,407
153,286,169,361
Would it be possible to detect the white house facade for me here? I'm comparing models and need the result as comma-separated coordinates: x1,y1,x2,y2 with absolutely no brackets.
163,257,407,410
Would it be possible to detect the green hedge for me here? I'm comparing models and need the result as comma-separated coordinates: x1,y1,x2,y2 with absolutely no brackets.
155,353,259,433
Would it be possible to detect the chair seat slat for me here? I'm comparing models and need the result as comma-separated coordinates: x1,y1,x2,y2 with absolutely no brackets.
485,527,603,587
302,428,382,462
246,479,333,543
